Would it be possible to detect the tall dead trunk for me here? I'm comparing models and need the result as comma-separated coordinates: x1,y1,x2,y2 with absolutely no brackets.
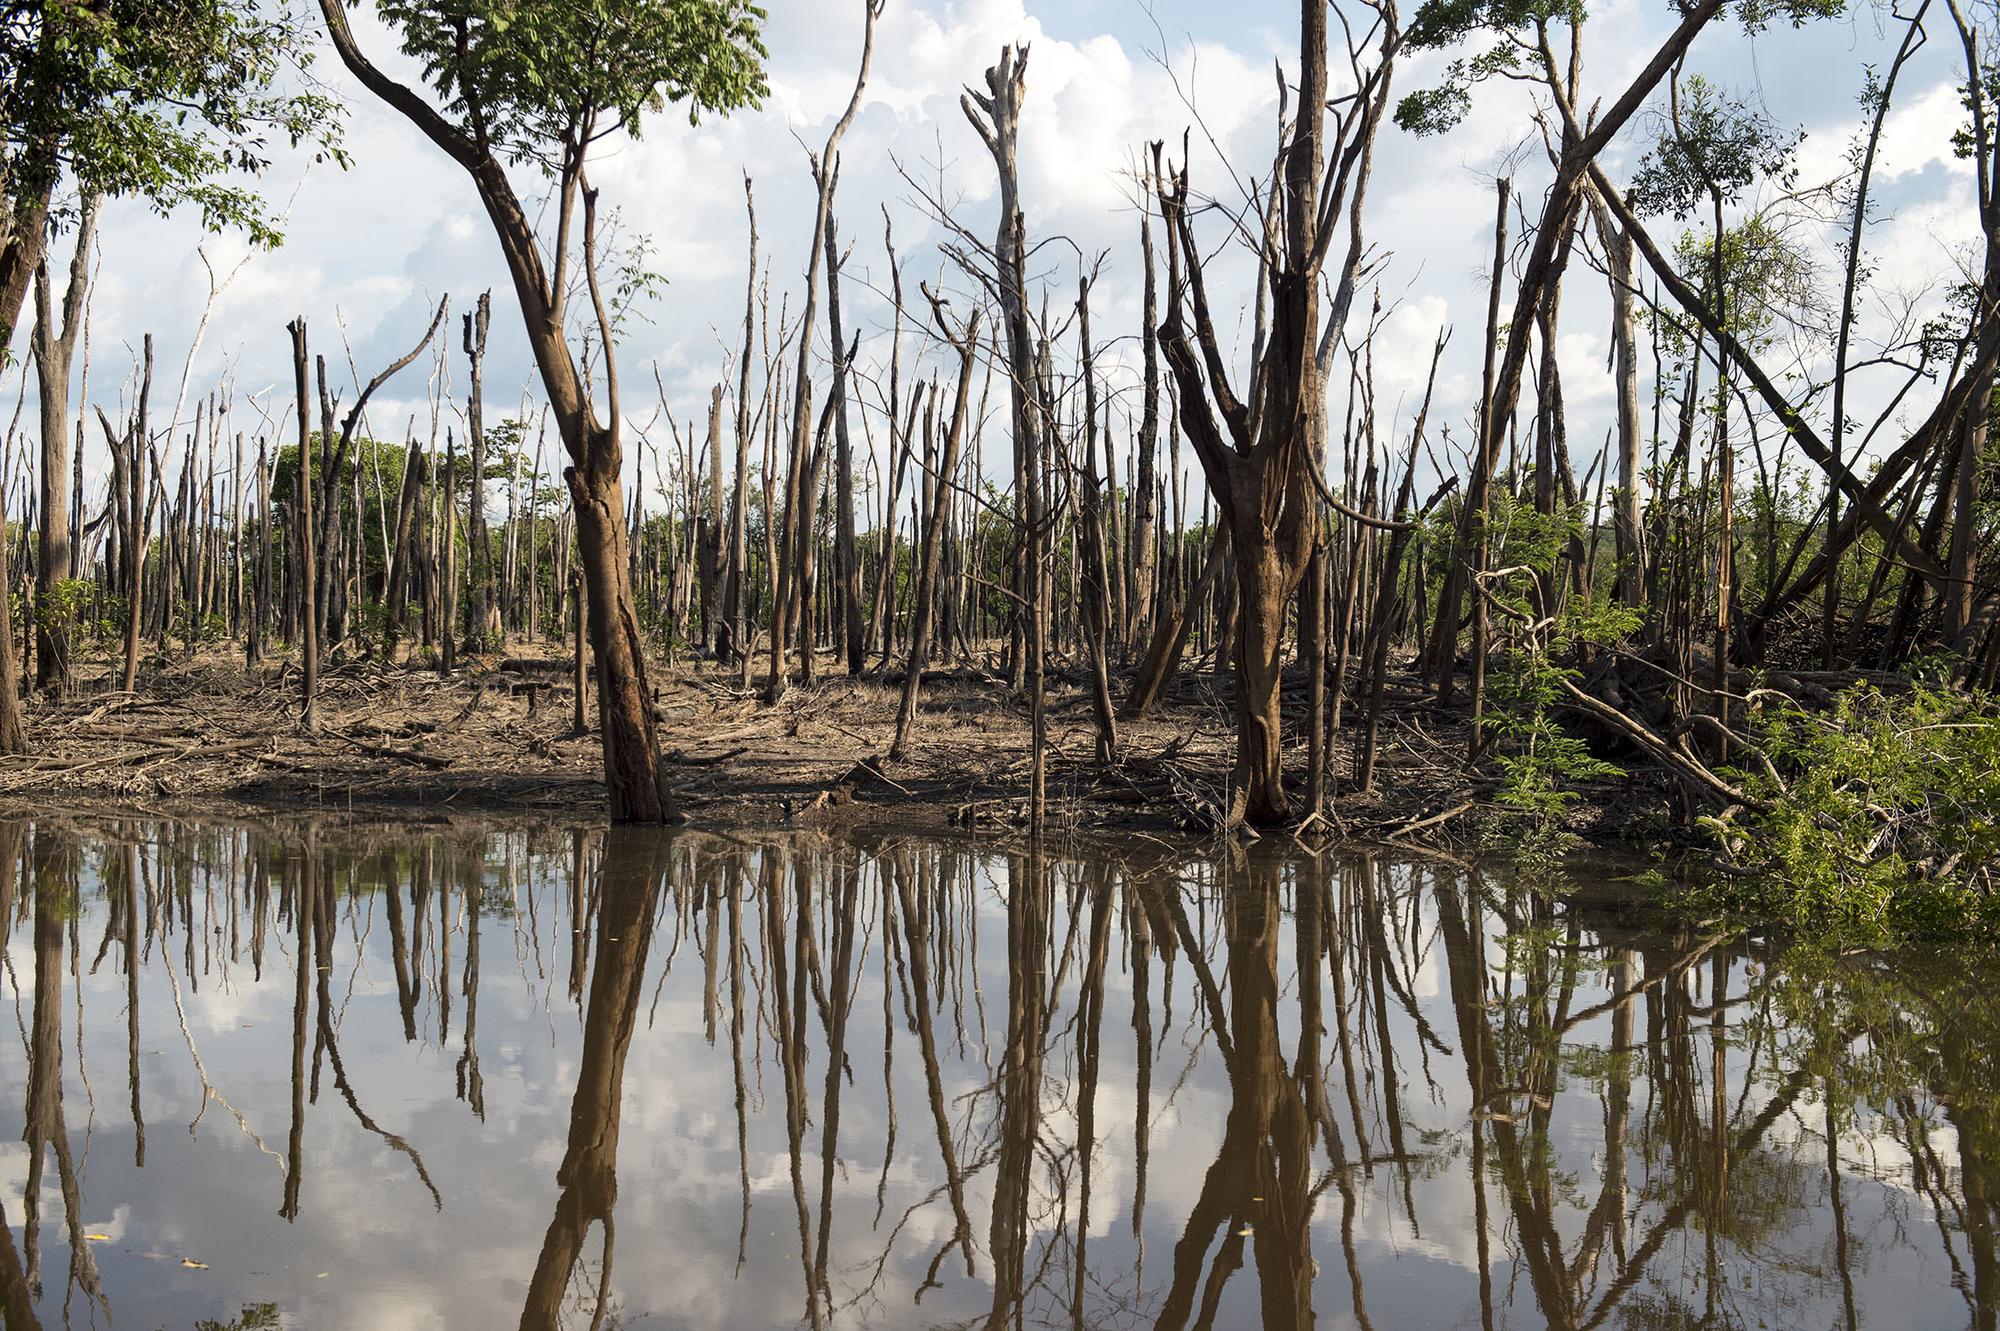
964,46,1052,823
1130,156,1164,651
99,336,156,696
0,510,25,753
463,291,497,649
1588,199,1647,603
29,196,96,694
1154,0,1392,824
698,383,724,653
890,303,980,761
767,0,881,702
290,320,318,726
726,176,758,675
383,438,428,657
1434,178,1510,703
868,210,912,668
1076,275,1118,767
824,216,865,674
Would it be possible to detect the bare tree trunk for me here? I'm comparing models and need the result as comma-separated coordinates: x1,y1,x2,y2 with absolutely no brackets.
0,509,25,753
1076,276,1118,766
1130,157,1163,651
767,0,880,702
464,291,496,648
289,320,318,726
1357,334,1444,791
698,383,724,653
891,305,981,761
99,337,157,695
383,438,428,658
1435,178,1509,708
441,427,459,674
727,176,758,677
29,196,96,694
965,46,1052,824
824,217,865,674
572,571,588,735
1589,201,1647,603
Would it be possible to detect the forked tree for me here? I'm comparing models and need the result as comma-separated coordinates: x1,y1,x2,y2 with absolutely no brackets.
1157,0,1396,825
316,0,767,823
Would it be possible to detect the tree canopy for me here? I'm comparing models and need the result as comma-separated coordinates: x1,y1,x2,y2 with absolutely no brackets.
370,0,769,168
0,0,344,241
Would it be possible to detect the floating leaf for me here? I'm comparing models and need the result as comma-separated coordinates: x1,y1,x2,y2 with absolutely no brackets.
84,1233,112,1243
181,1258,209,1270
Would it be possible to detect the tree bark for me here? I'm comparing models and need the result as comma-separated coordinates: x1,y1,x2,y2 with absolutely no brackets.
316,1,674,822
291,320,318,726
29,196,95,694
890,302,980,761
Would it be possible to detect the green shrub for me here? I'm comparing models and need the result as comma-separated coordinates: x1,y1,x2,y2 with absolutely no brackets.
1696,675,2000,936
1477,493,1643,864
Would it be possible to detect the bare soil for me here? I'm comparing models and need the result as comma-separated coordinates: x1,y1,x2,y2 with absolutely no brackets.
0,642,1673,853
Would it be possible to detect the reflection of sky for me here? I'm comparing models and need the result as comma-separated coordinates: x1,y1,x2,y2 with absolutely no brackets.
0,824,1982,1329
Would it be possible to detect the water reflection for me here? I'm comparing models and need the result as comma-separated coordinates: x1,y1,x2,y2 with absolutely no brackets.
0,819,1993,1329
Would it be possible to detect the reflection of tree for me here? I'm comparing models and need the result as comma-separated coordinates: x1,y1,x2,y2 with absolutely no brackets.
457,852,486,1119
1434,875,1843,1331
1154,848,1314,1331
21,827,105,1318
0,1195,39,1330
891,847,976,1285
282,838,441,1221
0,820,43,1331
121,839,145,1167
7,817,2000,1331
518,829,669,1331
984,843,1055,1331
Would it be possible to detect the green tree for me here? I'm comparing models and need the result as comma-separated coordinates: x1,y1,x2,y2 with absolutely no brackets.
317,0,766,823
0,0,342,360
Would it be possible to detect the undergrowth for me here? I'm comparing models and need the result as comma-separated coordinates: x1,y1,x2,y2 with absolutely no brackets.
1688,671,2000,940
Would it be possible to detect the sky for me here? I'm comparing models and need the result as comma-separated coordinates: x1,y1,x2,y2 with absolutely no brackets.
6,0,1984,521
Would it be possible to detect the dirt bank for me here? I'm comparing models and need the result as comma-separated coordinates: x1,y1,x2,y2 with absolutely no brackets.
0,645,1678,853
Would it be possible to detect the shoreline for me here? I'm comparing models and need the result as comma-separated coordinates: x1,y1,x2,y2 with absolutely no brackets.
0,646,1691,863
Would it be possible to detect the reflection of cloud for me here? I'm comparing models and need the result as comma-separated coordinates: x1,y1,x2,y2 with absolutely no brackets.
0,828,1986,1331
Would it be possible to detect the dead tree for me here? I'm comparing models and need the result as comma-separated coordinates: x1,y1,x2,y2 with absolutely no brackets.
1157,0,1396,825
1075,273,1118,766
29,195,96,694
825,215,866,674
97,335,156,696
0,503,22,752
1129,161,1164,652
289,318,318,724
698,383,724,653
767,0,882,701
889,295,981,762
462,291,497,648
725,175,758,674
963,45,1051,826
382,431,428,658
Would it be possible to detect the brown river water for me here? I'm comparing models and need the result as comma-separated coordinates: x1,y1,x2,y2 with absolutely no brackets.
0,818,1992,1329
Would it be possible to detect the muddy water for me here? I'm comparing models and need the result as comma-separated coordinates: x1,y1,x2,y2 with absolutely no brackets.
0,819,1993,1330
